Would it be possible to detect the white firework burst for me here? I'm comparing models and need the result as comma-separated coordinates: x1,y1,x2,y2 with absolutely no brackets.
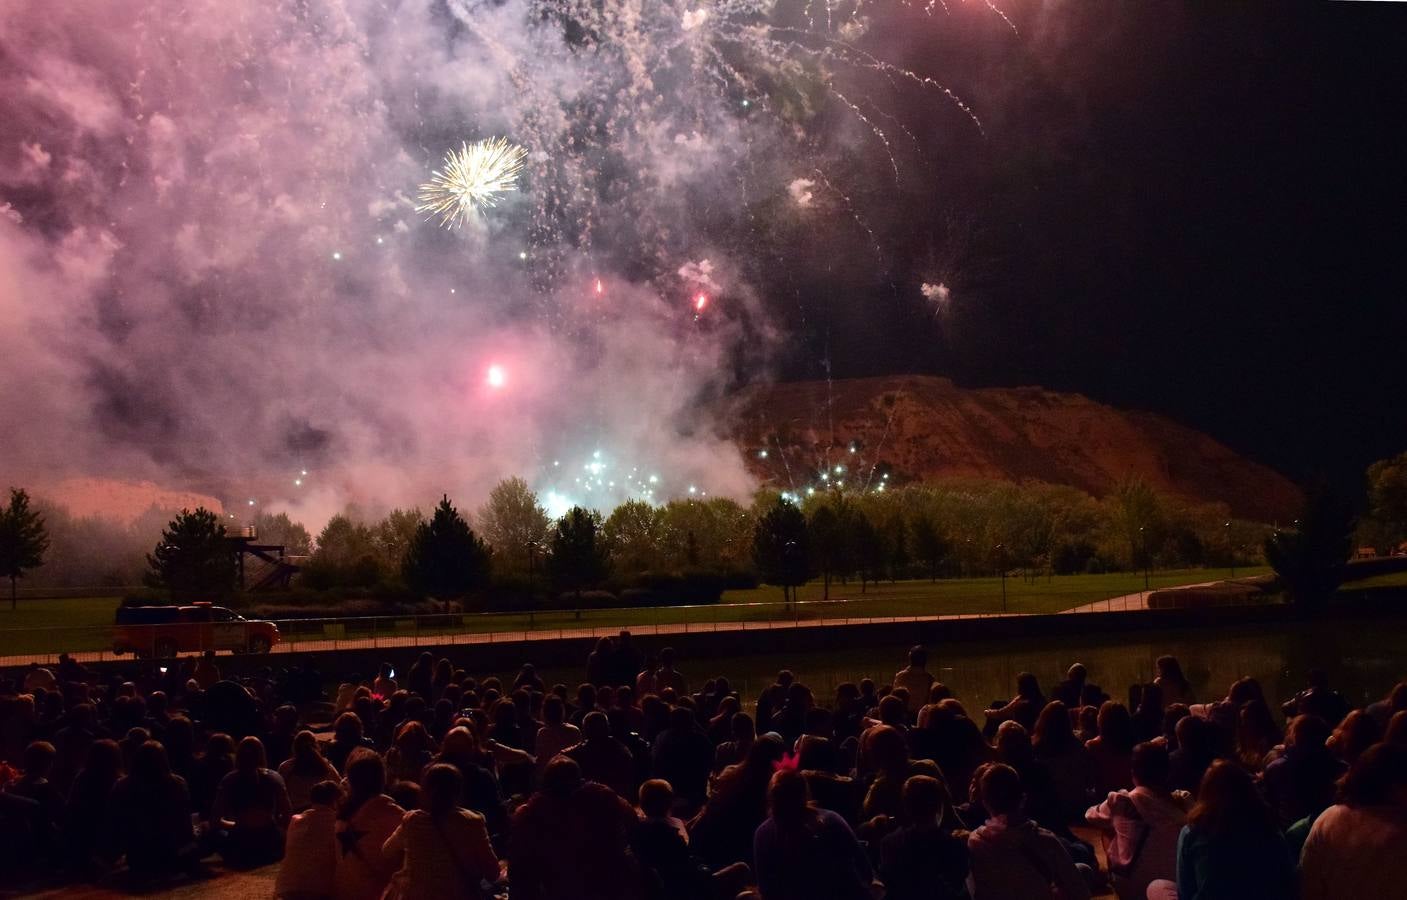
417,137,527,229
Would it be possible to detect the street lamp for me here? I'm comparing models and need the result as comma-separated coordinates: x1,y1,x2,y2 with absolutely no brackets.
1225,521,1235,578
525,540,540,625
1139,527,1149,592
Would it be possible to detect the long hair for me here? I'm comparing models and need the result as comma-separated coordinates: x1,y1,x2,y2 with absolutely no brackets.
767,768,821,832
1032,701,1078,756
340,751,387,821
1188,760,1278,836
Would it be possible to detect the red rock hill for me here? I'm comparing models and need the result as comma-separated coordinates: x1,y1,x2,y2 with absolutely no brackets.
727,375,1302,522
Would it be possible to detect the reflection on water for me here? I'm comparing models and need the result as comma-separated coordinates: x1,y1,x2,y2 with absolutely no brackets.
680,616,1407,715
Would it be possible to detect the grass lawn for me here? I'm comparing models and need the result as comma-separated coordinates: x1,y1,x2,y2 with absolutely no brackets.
1340,570,1407,590
0,568,1265,659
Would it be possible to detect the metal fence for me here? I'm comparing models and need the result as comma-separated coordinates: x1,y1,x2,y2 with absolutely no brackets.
0,586,1282,667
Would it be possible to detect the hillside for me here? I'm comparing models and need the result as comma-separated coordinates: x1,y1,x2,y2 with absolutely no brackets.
727,375,1302,522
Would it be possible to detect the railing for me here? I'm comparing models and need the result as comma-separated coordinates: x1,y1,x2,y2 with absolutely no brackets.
0,587,1285,666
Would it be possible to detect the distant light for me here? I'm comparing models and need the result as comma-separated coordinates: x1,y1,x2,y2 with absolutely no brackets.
450,288,456,294
648,475,659,484
741,99,751,108
758,450,768,459
247,499,255,506
593,450,602,459
688,485,697,494
881,473,889,480
820,473,829,481
518,251,528,260
553,460,560,467
486,364,507,388
806,487,816,496
849,446,856,454
301,469,308,476
594,278,604,295
834,465,844,474
376,237,384,245
836,480,844,487
331,251,342,261
693,292,709,312
294,479,302,487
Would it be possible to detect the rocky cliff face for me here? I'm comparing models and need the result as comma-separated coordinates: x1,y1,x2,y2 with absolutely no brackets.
727,375,1302,522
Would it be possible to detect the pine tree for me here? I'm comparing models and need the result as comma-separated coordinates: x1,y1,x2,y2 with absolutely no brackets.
402,495,492,612
0,488,49,609
547,507,609,618
751,498,809,608
145,508,236,599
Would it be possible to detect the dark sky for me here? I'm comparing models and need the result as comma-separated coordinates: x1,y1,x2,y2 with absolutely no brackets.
768,2,1407,491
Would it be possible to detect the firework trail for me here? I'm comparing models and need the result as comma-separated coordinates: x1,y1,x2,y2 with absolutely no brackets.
417,137,528,229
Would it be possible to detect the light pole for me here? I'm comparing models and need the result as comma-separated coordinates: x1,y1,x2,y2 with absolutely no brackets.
1139,527,1149,592
525,540,540,625
1225,521,1235,578
995,543,1007,613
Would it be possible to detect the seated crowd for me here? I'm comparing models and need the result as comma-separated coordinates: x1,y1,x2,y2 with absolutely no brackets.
2,638,1407,899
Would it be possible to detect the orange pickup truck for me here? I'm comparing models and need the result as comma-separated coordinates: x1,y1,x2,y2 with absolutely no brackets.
113,603,281,658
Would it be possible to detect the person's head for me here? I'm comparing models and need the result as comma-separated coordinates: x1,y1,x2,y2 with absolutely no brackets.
576,683,597,709
21,740,55,778
82,738,122,780
206,732,236,759
334,711,364,743
202,649,216,662
309,780,342,808
543,694,565,725
420,763,463,817
767,768,813,825
928,682,953,704
1097,701,1136,752
1328,711,1381,765
995,721,1033,765
1131,741,1171,792
660,647,677,669
395,720,432,753
235,736,267,773
1156,656,1186,685
618,629,633,646
729,711,756,743
1032,700,1074,752
668,705,695,732
979,763,1024,816
130,740,172,782
1188,760,1277,835
1386,710,1407,747
1015,672,1041,701
639,778,673,818
595,636,613,655
1227,676,1263,706
1389,682,1407,713
379,662,393,678
908,646,928,669
867,724,911,774
1338,742,1407,810
901,774,949,826
582,710,611,741
542,755,583,799
878,693,906,726
1066,663,1087,684
1286,714,1332,750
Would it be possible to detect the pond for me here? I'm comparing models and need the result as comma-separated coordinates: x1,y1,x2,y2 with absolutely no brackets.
669,614,1407,717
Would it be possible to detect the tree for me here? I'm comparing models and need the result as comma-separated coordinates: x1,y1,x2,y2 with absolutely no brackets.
910,513,947,582
882,514,910,582
1264,489,1355,613
0,488,49,609
853,512,885,593
601,500,665,575
751,498,809,608
1364,452,1407,550
252,511,312,555
1109,478,1165,570
402,495,492,611
477,477,550,574
547,506,609,618
375,507,424,572
659,498,752,570
145,507,236,599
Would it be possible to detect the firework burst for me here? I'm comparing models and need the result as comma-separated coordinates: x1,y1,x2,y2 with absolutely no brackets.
417,137,527,229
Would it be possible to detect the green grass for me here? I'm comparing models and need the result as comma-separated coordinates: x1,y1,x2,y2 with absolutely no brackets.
1341,571,1407,590
0,568,1266,659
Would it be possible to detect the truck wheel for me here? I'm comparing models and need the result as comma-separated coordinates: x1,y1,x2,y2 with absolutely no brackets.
154,638,178,659
248,636,271,655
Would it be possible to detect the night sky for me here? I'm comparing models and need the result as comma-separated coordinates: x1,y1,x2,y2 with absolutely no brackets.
769,3,1407,491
